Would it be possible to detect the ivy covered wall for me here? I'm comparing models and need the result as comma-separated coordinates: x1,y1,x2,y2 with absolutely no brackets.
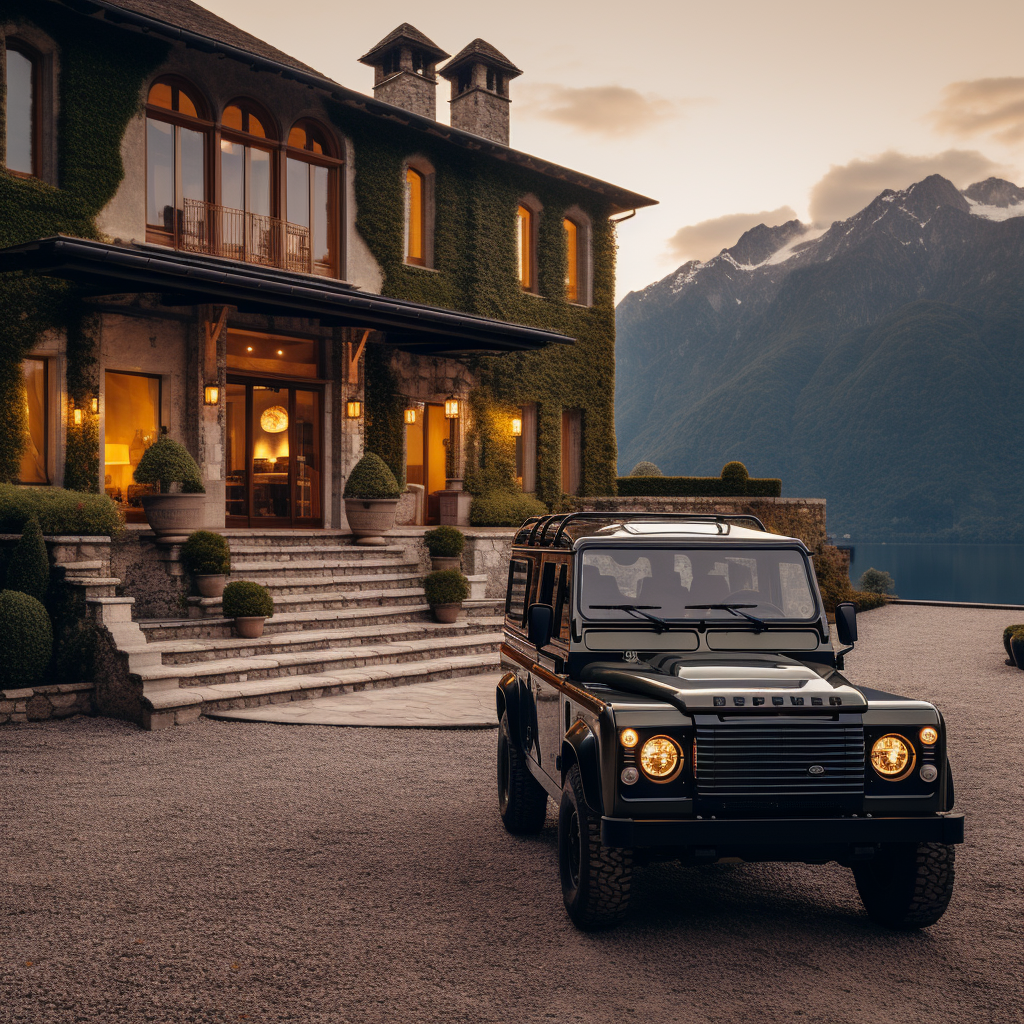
0,1,166,486
330,106,620,505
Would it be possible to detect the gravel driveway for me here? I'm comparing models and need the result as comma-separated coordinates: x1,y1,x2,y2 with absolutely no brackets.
1,605,1021,1023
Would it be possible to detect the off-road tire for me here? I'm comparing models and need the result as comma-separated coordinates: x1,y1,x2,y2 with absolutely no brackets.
497,712,548,834
558,764,632,929
853,842,956,929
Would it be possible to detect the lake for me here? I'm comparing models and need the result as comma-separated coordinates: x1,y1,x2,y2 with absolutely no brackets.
846,543,1024,605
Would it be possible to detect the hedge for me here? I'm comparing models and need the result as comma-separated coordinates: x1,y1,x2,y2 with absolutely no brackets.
616,476,782,497
6,514,50,603
470,491,548,527
0,484,123,536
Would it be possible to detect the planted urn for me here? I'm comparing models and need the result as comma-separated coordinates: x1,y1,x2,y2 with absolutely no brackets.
222,580,274,638
423,568,469,624
181,530,231,598
343,453,402,545
132,437,206,539
423,525,465,571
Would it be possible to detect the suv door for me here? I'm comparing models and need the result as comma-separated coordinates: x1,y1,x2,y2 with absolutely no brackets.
533,555,570,781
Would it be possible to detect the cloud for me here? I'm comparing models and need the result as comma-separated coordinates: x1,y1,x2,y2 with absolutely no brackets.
666,207,799,262
930,77,1024,146
519,83,680,138
808,149,1007,225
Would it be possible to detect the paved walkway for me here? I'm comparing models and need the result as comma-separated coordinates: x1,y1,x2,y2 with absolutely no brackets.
204,671,501,728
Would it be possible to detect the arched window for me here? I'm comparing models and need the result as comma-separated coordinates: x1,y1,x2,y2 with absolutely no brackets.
146,78,209,238
517,202,538,292
406,168,425,265
285,120,339,276
564,218,579,303
563,208,592,305
219,101,275,263
5,41,38,177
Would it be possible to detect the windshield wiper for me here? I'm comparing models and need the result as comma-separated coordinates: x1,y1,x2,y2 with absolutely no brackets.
685,603,766,632
588,604,669,633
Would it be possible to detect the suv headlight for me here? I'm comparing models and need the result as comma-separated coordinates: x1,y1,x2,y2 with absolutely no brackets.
639,735,682,782
870,734,916,780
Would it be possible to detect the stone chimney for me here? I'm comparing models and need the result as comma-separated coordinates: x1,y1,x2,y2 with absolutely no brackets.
358,24,450,120
439,39,522,146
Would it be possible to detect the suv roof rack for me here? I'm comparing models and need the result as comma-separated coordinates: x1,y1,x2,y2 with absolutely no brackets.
512,511,768,549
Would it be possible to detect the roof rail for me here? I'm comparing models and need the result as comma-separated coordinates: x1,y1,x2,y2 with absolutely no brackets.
513,517,544,545
548,511,768,549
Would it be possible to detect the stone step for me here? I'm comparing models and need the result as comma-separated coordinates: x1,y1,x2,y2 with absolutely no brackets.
152,616,504,665
144,650,500,729
63,576,120,596
139,599,504,641
55,559,105,577
231,572,426,597
221,530,355,549
225,543,409,561
227,557,419,580
137,631,503,691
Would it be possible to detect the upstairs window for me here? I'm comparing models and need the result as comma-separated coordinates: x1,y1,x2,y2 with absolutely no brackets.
406,168,425,265
517,203,538,292
5,42,38,177
146,78,208,237
564,218,579,302
220,101,273,220
286,120,338,277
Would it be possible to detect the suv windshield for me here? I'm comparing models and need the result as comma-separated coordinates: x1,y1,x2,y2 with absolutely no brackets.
577,546,818,623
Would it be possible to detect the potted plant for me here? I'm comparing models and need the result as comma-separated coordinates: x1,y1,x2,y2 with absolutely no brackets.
343,452,402,545
132,436,206,538
181,530,231,598
221,580,274,638
1003,624,1024,664
423,525,465,571
423,568,469,624
1010,626,1024,670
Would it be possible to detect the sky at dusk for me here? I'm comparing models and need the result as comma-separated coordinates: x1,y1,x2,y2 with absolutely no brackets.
200,0,1024,301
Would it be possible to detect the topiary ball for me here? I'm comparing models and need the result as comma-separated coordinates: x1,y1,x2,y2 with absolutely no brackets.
222,580,274,619
721,461,749,492
343,452,402,500
423,525,465,558
0,590,53,688
181,530,231,576
423,569,469,606
630,460,663,477
6,513,50,604
133,436,205,494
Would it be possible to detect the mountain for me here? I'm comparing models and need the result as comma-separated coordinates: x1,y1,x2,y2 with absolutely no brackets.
615,176,1024,543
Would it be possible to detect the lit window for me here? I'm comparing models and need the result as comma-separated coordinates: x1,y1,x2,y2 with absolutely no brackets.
222,102,267,139
406,168,425,265
517,205,533,290
564,218,578,302
5,43,37,176
220,102,274,258
286,121,336,276
104,371,161,514
19,358,47,484
146,79,207,234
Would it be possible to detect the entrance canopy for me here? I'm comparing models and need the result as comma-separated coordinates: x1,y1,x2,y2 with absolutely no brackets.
0,237,575,355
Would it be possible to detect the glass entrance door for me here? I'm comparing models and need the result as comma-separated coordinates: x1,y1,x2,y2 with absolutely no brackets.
225,380,322,527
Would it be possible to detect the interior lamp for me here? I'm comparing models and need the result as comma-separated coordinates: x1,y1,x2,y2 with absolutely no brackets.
511,417,522,437
444,395,459,419
104,444,131,466
204,384,220,406
404,407,417,425
346,400,362,419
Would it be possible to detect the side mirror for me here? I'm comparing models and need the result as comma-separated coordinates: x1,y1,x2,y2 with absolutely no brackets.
527,603,554,649
835,602,858,646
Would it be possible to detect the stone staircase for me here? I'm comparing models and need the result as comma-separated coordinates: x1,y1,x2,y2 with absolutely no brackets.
96,530,503,730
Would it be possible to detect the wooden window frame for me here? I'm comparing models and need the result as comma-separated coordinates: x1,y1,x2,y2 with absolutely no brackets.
285,120,342,279
405,167,426,266
4,39,41,180
517,200,540,293
403,157,435,269
563,207,592,306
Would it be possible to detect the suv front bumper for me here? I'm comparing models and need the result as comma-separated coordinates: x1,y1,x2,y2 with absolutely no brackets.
601,812,965,849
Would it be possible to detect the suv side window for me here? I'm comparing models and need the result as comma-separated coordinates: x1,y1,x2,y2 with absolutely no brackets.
554,563,568,638
505,557,534,628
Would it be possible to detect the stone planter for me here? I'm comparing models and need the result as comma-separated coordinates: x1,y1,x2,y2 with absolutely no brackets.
195,574,227,598
234,616,266,639
431,603,462,624
1010,634,1024,669
344,497,400,546
430,556,461,572
139,493,206,540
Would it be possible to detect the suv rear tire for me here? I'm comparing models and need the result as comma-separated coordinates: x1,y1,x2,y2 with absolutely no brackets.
852,842,956,929
558,764,632,929
497,712,548,834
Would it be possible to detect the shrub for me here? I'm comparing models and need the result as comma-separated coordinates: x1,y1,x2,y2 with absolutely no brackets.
133,437,205,494
1003,624,1024,659
0,590,53,688
221,580,274,619
859,567,895,595
470,491,548,527
423,525,465,558
423,569,469,606
343,452,402,500
721,461,749,488
0,483,123,537
6,514,50,604
630,461,663,477
813,544,889,614
181,531,231,576
615,475,781,497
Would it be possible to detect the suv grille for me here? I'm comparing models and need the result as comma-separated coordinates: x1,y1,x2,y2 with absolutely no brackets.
695,720,865,809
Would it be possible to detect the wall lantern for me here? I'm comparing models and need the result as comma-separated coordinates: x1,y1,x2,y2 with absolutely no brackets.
444,395,459,419
73,408,82,426
204,384,220,406
511,417,522,437
90,397,99,415
346,400,362,419
404,407,417,425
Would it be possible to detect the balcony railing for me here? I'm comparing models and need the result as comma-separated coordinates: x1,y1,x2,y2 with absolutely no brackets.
179,199,315,275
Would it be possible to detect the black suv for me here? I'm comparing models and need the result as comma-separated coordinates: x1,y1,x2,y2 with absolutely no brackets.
496,513,963,929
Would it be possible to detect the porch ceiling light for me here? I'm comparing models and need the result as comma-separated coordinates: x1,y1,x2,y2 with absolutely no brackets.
444,395,459,419
346,400,362,419
404,407,417,425
511,416,522,437
204,384,220,406
260,405,289,432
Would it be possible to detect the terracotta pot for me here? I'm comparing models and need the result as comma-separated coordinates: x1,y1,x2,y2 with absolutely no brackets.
194,574,227,598
234,616,266,639
431,603,462,624
344,498,400,543
430,556,461,572
1010,634,1024,669
139,493,206,539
